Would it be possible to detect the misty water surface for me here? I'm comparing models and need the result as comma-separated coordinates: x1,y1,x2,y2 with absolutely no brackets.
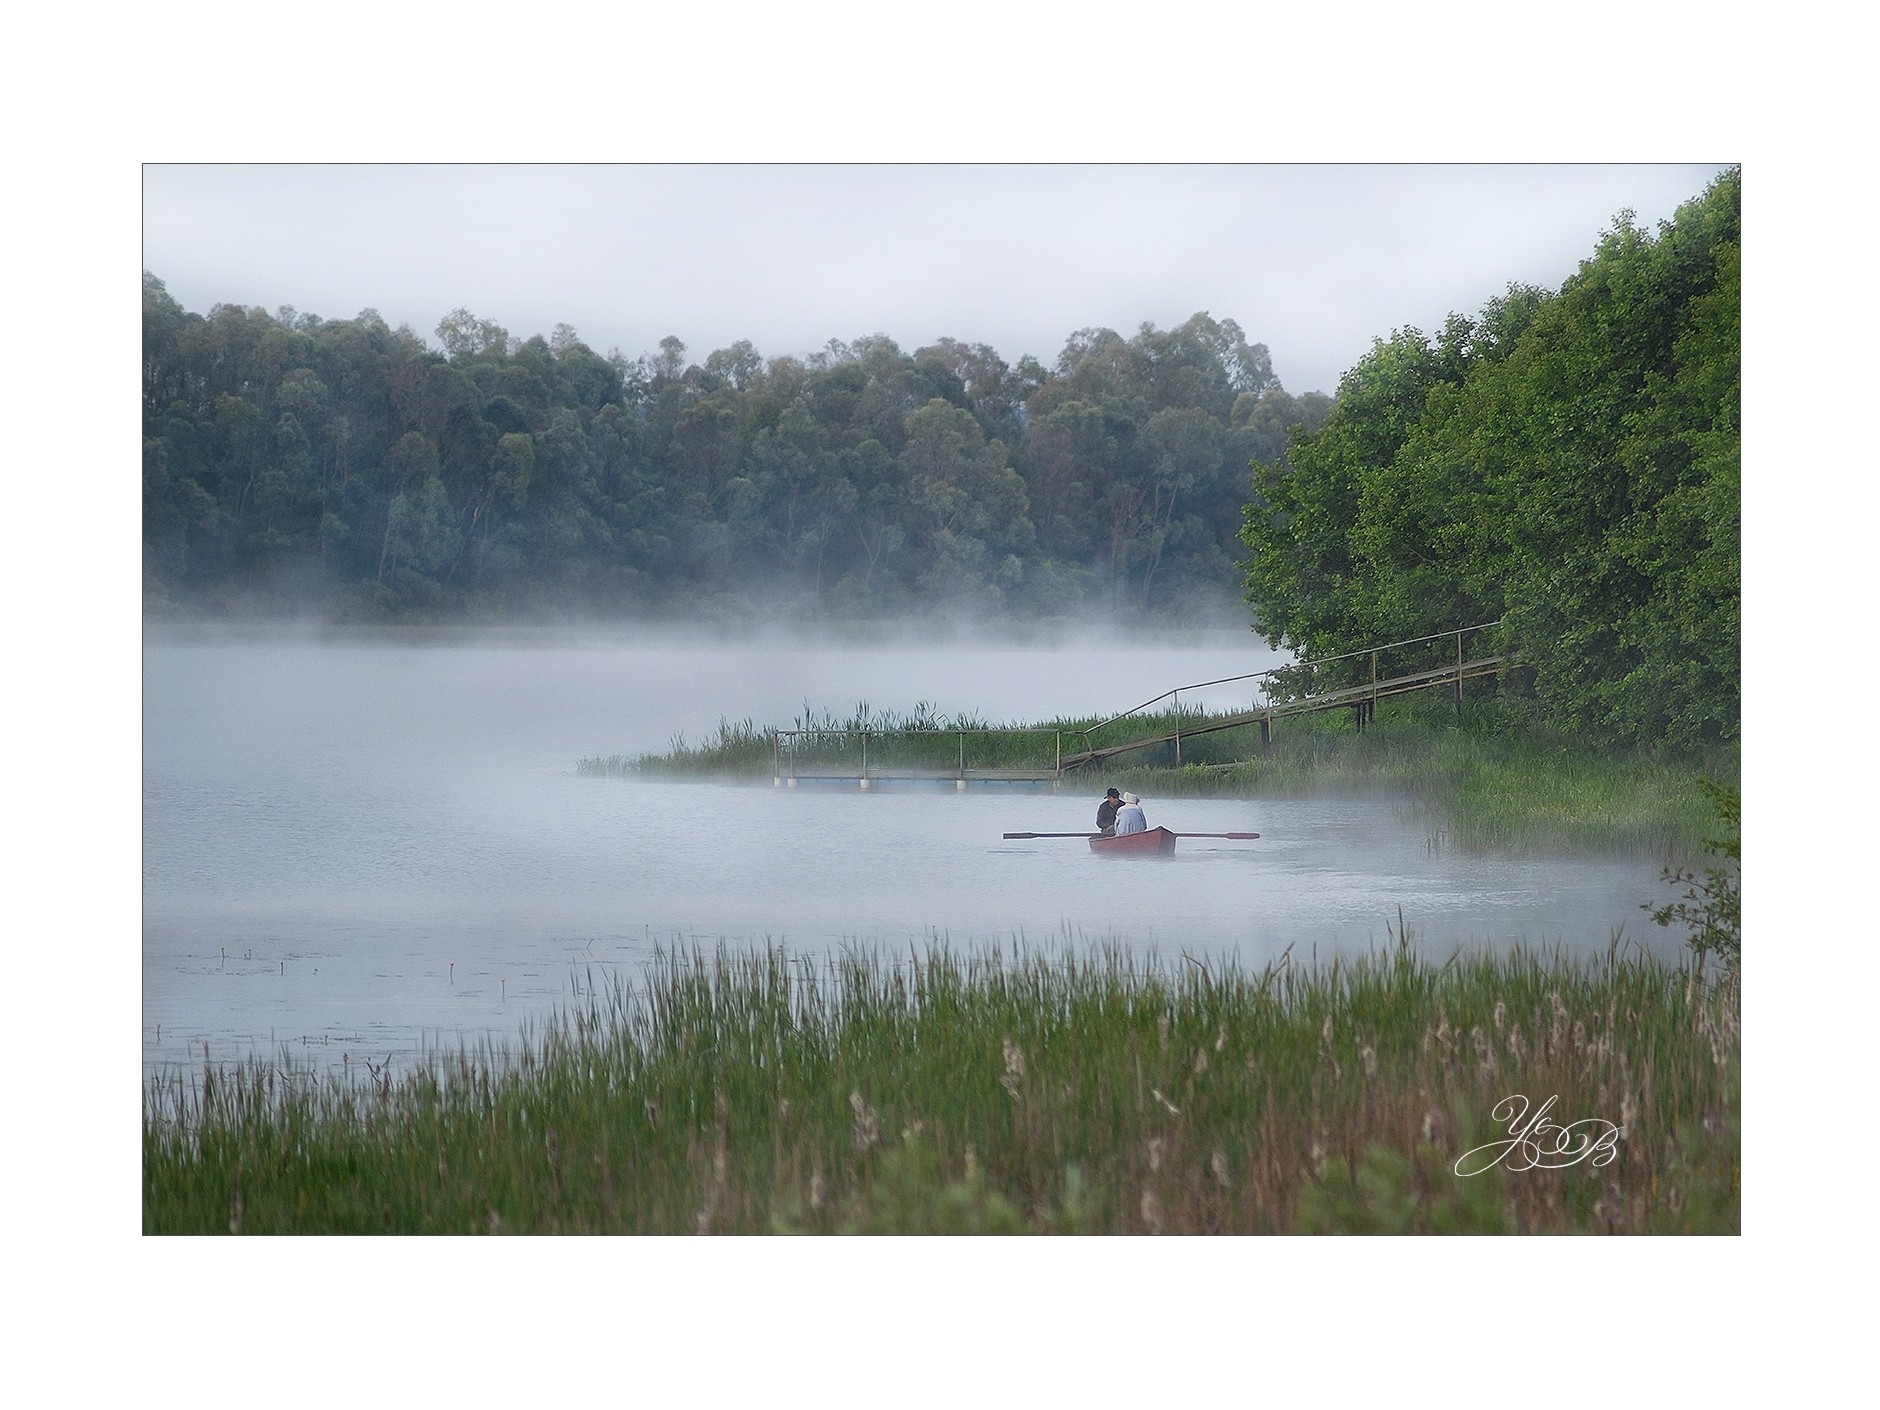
142,631,1681,1080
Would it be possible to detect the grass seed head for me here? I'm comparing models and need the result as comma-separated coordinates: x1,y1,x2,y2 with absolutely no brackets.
1001,1035,1025,1079
1471,1025,1494,1074
849,1091,879,1151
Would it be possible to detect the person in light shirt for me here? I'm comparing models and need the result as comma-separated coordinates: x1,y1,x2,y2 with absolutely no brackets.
1113,792,1147,836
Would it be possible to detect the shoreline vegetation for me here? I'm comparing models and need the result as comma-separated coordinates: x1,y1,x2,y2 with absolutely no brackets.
581,692,1738,861
143,939,1739,1235
149,698,1741,1235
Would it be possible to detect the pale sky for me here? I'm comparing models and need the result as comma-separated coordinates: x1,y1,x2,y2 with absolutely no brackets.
141,162,1728,397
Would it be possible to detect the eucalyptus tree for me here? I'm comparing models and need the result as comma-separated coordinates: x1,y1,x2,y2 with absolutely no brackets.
1024,398,1113,562
898,397,1033,604
1122,403,1226,609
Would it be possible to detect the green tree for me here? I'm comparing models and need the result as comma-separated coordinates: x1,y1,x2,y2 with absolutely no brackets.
435,308,512,363
899,399,1032,603
145,270,1321,624
1239,168,1740,746
382,476,461,584
1241,327,1461,658
1118,405,1223,609
1025,398,1111,561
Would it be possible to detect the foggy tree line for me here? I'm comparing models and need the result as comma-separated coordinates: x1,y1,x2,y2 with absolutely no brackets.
141,168,1739,749
142,287,1330,624
1240,167,1740,749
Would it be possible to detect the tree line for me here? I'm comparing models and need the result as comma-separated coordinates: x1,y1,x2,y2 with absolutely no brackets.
142,289,1329,625
143,167,1738,749
1240,168,1740,749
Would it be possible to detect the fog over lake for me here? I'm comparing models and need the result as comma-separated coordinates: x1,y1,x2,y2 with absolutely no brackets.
142,629,1679,1081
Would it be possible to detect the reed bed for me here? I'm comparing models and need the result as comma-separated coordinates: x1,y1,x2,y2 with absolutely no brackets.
144,939,1738,1235
1209,707,1734,859
580,700,1087,781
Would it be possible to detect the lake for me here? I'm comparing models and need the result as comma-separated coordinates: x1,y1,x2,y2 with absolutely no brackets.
142,628,1681,1083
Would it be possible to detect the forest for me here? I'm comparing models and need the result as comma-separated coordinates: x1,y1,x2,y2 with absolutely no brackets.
142,167,1738,750
1240,168,1739,750
142,290,1327,626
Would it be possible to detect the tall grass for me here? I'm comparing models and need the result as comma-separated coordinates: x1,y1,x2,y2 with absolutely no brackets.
1206,703,1735,858
145,939,1738,1234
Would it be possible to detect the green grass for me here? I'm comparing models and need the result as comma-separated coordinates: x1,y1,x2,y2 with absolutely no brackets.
579,700,1082,782
144,938,1739,1235
1203,701,1735,858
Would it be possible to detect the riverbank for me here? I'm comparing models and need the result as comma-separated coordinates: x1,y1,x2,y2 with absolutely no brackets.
143,940,1738,1234
586,693,1739,860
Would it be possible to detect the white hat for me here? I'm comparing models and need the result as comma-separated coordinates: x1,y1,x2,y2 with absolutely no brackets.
1122,792,1140,805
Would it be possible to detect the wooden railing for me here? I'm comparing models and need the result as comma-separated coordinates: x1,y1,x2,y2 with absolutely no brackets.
767,621,1511,784
1065,620,1507,769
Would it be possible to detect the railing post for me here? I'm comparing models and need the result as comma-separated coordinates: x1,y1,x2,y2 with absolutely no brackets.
1455,629,1464,720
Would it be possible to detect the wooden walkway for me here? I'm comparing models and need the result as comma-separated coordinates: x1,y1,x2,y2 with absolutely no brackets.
1056,653,1508,771
769,621,1510,786
776,766,1059,788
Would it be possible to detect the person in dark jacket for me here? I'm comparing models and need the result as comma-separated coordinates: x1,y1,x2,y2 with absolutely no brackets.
1096,787,1122,835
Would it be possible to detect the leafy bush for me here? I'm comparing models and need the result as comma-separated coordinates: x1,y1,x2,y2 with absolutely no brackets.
1648,779,1740,966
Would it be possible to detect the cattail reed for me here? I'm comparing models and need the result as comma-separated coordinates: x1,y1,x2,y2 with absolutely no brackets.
144,938,1737,1234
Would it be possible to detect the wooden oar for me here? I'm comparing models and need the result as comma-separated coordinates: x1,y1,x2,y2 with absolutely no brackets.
1003,830,1261,840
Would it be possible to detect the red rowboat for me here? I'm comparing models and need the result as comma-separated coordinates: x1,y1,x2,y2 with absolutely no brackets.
1001,828,1256,851
1089,826,1178,855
